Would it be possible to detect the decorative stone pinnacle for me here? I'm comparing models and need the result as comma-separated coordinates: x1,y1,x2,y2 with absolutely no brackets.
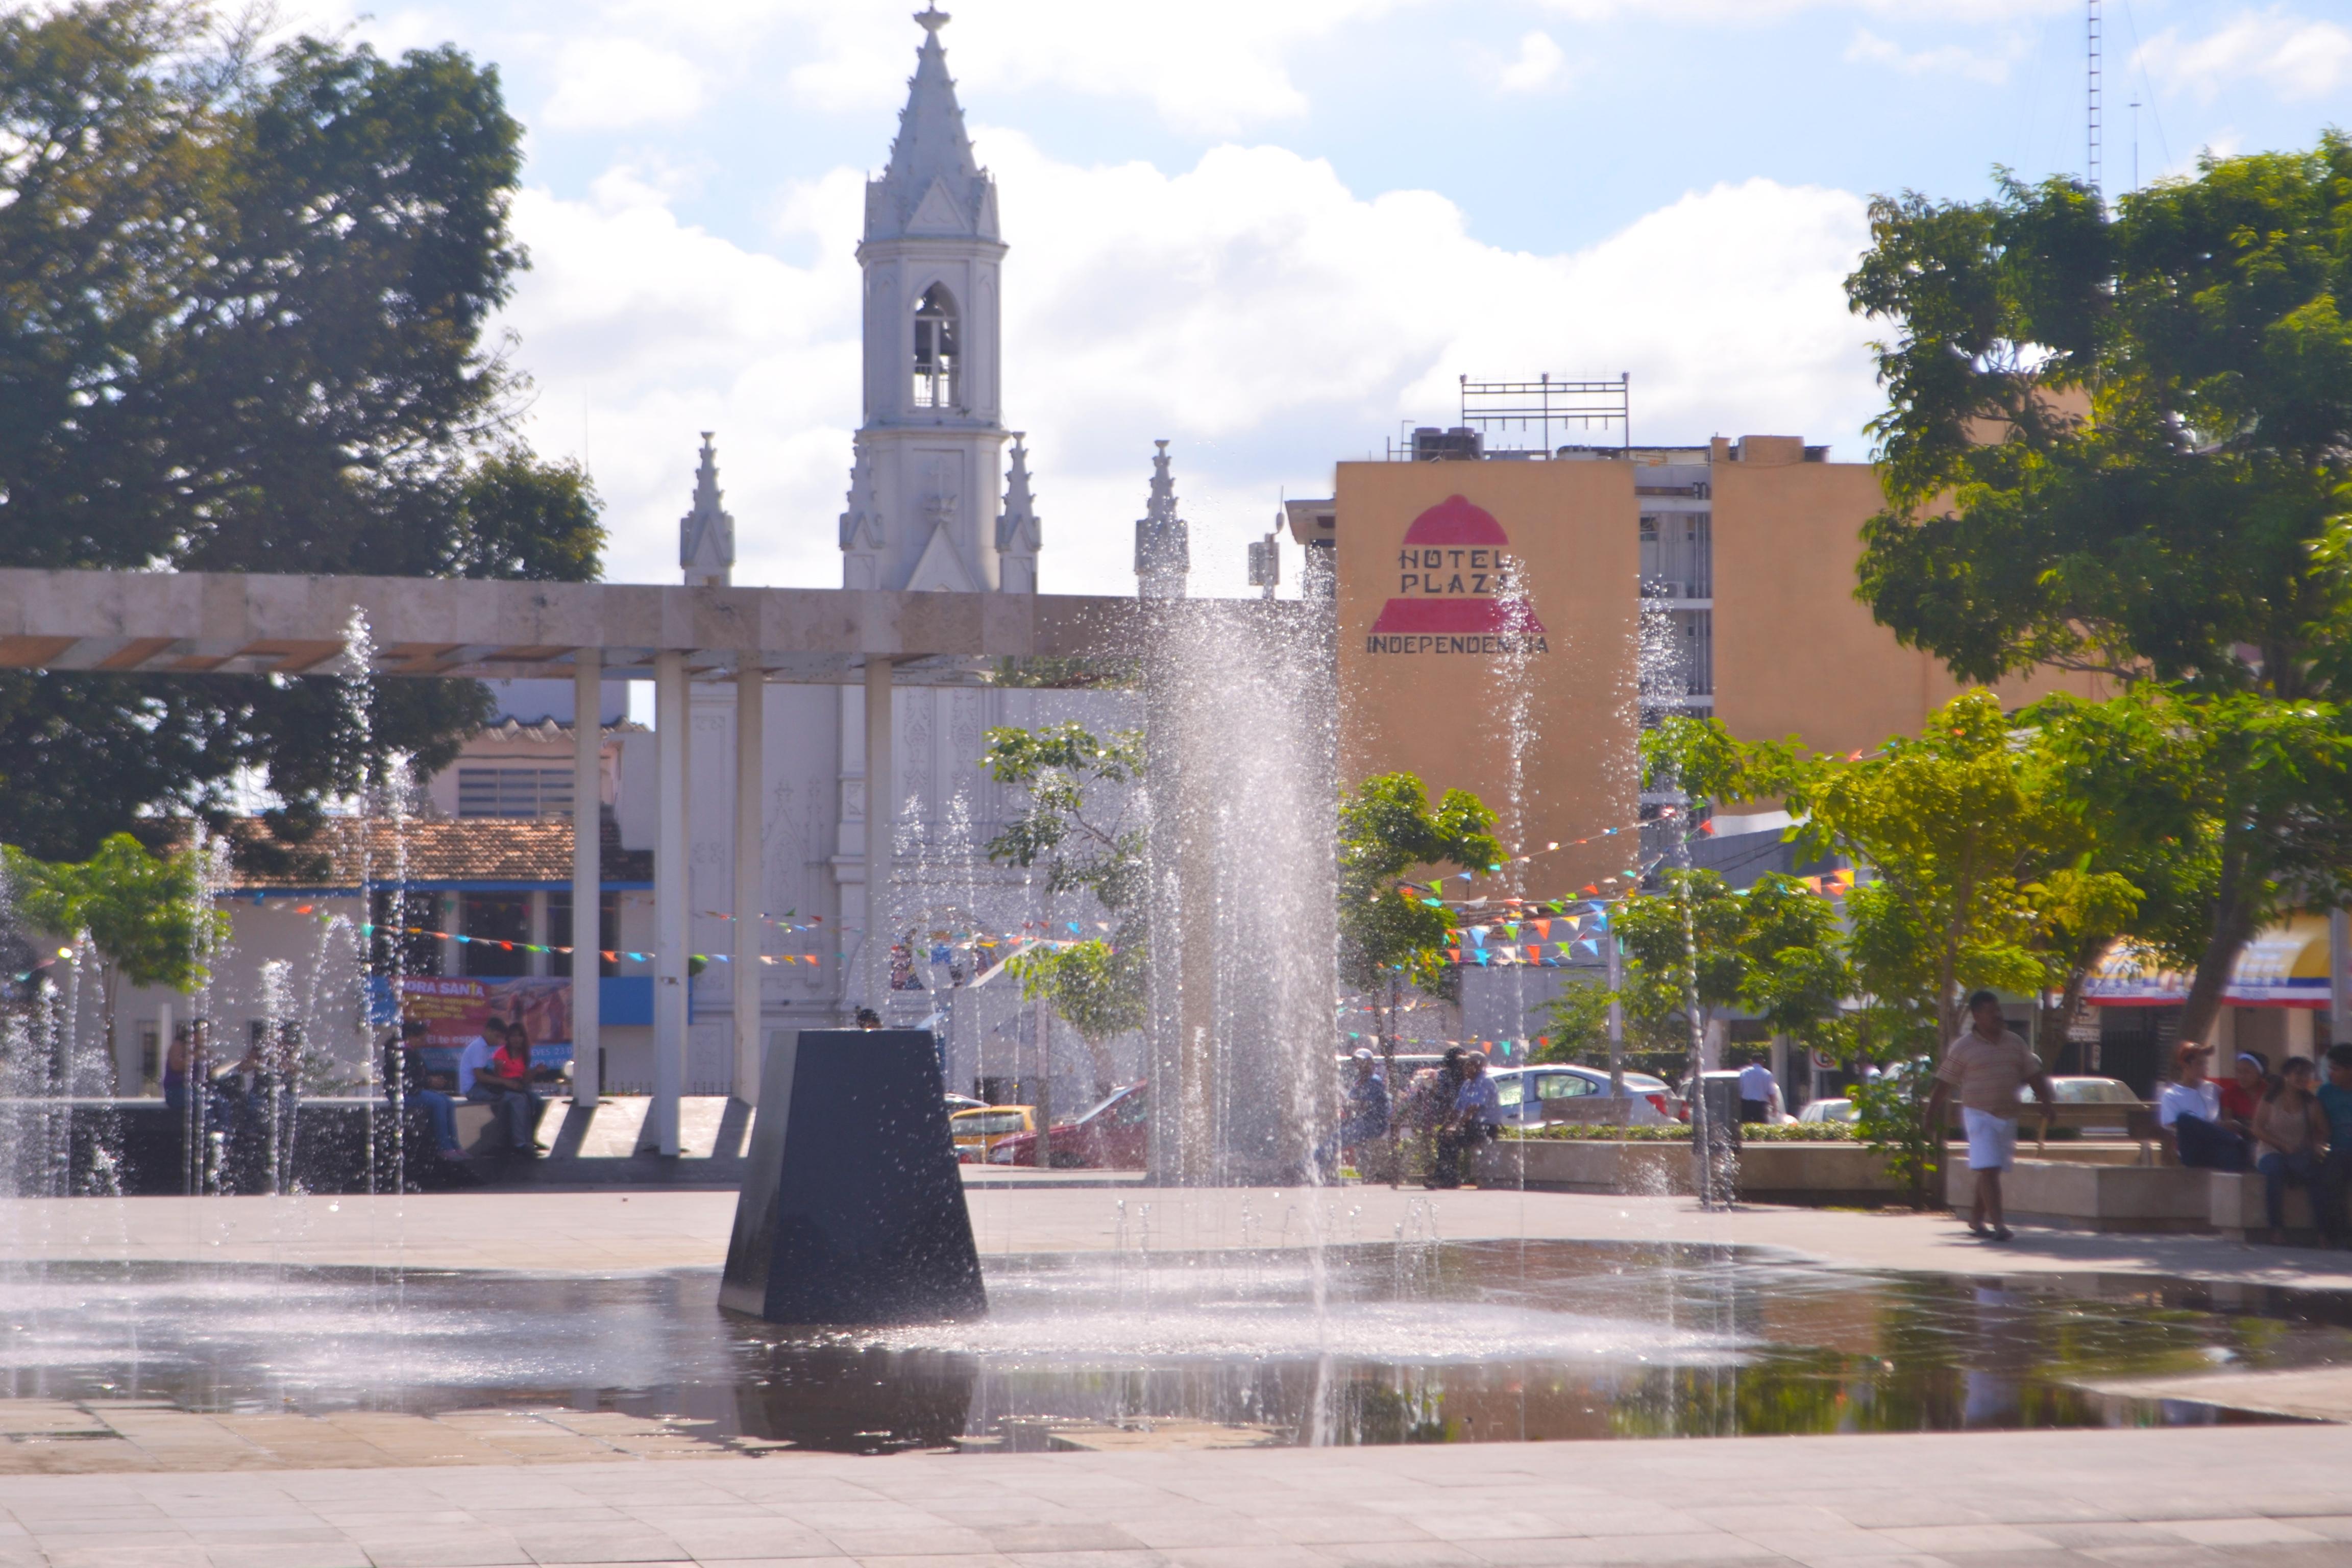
1135,438,1189,599
916,5,949,34
681,433,735,588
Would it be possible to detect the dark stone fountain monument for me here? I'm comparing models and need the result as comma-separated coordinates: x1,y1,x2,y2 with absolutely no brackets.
719,1030,986,1324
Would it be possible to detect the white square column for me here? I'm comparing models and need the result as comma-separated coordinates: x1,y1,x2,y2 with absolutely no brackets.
2333,908,2350,1049
571,651,602,1108
652,650,690,1155
734,667,766,1103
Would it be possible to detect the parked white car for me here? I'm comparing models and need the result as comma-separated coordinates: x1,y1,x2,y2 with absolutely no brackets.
1797,1097,1857,1125
1487,1065,1679,1127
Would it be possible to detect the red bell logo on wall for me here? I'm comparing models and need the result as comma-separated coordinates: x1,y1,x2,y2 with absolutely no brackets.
1370,495,1549,637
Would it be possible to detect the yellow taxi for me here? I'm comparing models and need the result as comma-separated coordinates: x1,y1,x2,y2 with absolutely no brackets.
949,1104,1036,1163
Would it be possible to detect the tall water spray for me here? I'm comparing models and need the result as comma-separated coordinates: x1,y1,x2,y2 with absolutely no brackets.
1138,596,1338,1187
1636,598,1725,1209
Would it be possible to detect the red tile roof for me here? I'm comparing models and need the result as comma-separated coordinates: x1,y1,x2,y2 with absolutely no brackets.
176,818,651,889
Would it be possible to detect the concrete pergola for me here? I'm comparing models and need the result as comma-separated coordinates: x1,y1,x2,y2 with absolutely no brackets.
0,568,1145,1155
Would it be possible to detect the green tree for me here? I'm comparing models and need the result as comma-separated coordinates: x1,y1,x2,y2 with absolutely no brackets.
1845,144,2352,697
2030,688,2352,1041
1843,143,2352,1033
1003,940,1140,1101
1600,868,1854,1079
1534,977,1611,1065
1337,773,1501,1001
4,832,227,1065
0,1,603,859
983,722,1146,1096
1649,693,2150,1202
1609,868,1750,1074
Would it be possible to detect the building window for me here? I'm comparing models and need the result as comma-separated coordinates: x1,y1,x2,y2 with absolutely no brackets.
1639,511,1711,600
547,891,621,978
1681,608,1714,696
370,890,440,977
457,768,574,819
912,284,960,409
460,893,532,977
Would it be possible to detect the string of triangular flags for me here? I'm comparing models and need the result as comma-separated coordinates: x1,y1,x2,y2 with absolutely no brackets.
1402,811,1862,968
1336,1032,1549,1062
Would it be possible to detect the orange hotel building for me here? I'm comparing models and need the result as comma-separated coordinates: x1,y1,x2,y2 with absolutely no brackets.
1290,431,2337,1090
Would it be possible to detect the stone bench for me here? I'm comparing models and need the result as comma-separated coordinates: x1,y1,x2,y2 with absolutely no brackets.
1944,1157,2212,1232
2208,1169,2352,1240
1474,1138,1899,1204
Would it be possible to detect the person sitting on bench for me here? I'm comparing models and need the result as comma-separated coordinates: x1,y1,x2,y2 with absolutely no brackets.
2160,1041,2248,1171
461,1021,545,1155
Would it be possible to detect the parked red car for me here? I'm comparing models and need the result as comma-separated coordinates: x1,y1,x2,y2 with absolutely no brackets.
986,1082,1148,1168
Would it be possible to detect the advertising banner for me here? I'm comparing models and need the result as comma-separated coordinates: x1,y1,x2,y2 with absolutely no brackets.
397,977,574,1070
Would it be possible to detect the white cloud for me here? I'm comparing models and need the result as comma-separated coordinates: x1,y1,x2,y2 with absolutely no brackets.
540,37,705,131
611,0,1409,137
1497,31,1571,93
1844,27,2020,82
1542,0,2070,20
495,131,1879,598
2134,8,2352,101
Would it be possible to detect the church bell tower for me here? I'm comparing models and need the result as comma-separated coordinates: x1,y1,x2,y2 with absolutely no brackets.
841,6,1032,594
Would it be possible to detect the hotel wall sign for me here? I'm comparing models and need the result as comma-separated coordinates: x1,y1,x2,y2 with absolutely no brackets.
1367,495,1550,655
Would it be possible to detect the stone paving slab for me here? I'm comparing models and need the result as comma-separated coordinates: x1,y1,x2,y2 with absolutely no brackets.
2,1425,2351,1566
0,1403,790,1476
11,1186,2352,1291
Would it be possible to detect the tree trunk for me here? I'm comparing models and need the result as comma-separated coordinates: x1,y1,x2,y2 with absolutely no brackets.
2179,841,2259,1047
1076,1034,1116,1101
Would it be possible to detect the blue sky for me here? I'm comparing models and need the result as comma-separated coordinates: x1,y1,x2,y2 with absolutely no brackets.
304,0,2352,598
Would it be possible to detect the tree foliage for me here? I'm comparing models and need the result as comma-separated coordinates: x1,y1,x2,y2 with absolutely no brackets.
1845,143,2352,698
2029,687,2352,1040
1602,867,1853,1077
0,2,603,857
1337,773,1501,1000
983,722,1147,1094
5,832,228,1056
1534,978,1611,1065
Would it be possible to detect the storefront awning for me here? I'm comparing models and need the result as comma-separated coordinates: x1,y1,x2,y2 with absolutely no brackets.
2086,916,2336,1008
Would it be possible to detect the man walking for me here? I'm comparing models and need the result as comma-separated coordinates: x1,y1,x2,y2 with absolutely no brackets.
1737,1057,1781,1124
1924,991,2053,1242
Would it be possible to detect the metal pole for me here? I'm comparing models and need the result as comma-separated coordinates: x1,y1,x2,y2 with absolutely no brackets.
733,667,765,1104
1035,1000,1052,1171
651,650,690,1156
571,652,602,1109
1384,970,1401,1188
1606,928,1624,1098
863,656,894,1021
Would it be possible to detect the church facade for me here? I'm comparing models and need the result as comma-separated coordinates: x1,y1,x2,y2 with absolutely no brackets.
639,8,1143,1106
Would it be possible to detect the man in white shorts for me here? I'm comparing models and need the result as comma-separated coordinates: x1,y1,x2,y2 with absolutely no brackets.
1923,990,2054,1241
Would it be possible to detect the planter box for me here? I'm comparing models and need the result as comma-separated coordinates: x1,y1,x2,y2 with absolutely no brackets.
1473,1139,1899,1204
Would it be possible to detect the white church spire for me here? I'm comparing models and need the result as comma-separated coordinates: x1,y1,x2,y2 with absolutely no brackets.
680,432,734,587
843,5,1015,594
1135,439,1189,599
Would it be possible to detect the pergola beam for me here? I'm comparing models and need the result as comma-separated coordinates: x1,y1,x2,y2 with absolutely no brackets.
0,569,1149,683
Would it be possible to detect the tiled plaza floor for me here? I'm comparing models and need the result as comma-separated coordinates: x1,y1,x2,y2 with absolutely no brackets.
3,1424,2351,1567
12,1187,2352,1561
10,1185,2352,1289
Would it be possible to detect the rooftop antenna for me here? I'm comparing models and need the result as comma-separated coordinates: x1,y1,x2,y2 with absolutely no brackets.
2129,94,2140,193
2087,0,2103,200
